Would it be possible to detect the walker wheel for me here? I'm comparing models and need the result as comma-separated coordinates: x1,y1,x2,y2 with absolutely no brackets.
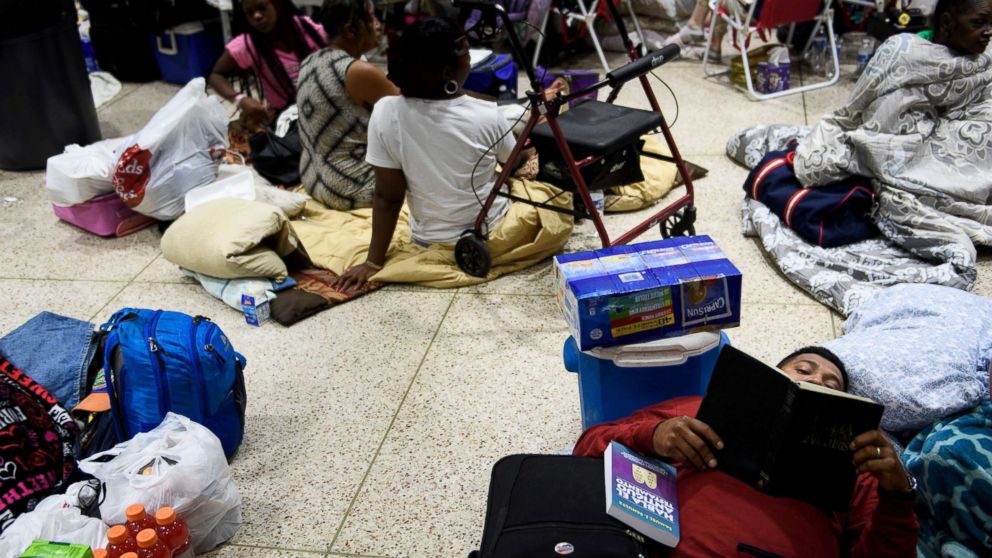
660,207,697,239
456,232,492,278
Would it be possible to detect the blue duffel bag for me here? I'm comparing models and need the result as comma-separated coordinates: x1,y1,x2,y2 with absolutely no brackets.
464,53,518,100
101,308,247,459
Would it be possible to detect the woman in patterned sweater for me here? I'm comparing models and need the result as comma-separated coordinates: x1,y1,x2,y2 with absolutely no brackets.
297,0,399,210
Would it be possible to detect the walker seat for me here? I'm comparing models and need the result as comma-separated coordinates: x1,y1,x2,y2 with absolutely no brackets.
532,100,663,191
532,99,662,156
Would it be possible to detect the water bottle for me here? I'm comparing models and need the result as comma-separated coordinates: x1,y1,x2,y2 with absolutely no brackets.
77,5,100,73
832,37,844,76
589,190,605,215
856,38,874,78
810,28,828,77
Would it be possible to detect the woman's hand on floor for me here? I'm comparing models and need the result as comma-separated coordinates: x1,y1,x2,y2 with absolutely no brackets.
851,429,912,493
333,263,379,293
652,416,724,470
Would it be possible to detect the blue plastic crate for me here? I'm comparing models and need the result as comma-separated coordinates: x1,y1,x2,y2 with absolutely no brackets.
153,22,223,85
563,331,730,430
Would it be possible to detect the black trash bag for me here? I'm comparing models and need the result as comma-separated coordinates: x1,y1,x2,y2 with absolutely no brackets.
0,8,101,170
249,121,302,186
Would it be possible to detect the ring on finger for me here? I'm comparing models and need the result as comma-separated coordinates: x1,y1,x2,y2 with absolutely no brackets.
876,446,882,458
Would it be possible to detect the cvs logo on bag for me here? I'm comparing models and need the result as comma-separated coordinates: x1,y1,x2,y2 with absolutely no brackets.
113,145,152,208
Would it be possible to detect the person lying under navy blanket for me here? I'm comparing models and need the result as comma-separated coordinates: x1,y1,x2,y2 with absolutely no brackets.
573,347,918,558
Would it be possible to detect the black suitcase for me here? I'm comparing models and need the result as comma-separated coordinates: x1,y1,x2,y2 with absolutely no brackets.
469,454,662,558
82,0,161,82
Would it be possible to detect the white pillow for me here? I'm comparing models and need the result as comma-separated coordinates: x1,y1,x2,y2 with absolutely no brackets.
254,183,309,218
822,284,992,432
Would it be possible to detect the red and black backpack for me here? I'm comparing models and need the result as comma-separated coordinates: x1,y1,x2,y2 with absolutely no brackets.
0,353,78,533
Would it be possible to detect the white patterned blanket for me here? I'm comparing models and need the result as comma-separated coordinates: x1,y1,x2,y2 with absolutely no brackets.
727,34,992,315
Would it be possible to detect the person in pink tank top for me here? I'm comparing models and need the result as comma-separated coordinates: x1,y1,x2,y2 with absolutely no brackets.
208,0,327,127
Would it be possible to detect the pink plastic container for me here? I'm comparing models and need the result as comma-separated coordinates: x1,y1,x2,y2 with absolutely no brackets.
52,192,155,237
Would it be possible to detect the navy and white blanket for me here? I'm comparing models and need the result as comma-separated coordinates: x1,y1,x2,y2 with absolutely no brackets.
727,34,992,315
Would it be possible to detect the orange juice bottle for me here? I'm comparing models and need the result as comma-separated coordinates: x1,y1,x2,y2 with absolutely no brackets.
155,507,193,558
106,525,138,557
125,504,157,537
136,528,173,558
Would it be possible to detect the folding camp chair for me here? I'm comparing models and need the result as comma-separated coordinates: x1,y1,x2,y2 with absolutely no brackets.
703,0,841,100
531,0,649,73
452,0,698,277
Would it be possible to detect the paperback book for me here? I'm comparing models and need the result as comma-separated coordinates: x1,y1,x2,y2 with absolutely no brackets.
604,440,680,547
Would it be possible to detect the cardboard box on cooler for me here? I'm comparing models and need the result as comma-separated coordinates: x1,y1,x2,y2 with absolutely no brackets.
554,236,742,350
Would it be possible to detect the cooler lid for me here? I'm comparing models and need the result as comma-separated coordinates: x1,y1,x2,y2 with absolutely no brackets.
170,22,206,35
585,331,723,368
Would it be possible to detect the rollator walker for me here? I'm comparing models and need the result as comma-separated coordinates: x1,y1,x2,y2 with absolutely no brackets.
453,0,699,277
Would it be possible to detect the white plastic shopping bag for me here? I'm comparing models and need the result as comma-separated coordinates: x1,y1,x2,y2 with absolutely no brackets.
45,137,123,206
112,78,228,220
184,165,256,212
79,413,242,554
0,504,108,557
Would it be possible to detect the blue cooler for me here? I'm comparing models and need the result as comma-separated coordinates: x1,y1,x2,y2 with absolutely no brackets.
153,22,224,85
563,331,729,429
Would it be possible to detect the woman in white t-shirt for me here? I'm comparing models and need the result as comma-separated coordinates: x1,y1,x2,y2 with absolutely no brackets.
334,17,530,291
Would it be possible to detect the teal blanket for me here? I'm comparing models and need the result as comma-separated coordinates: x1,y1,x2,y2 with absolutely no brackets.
904,401,992,558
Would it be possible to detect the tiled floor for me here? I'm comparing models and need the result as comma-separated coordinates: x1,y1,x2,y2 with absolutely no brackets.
2,44,987,557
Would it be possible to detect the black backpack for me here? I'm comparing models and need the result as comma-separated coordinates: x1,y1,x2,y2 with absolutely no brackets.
469,454,662,558
249,121,302,186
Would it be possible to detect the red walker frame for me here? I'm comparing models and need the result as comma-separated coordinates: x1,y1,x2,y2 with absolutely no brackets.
454,0,698,276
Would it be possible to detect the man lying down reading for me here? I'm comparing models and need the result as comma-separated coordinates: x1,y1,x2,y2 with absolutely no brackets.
574,347,919,558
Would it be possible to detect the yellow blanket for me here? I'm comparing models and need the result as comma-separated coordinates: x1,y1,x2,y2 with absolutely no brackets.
291,178,574,289
605,136,679,213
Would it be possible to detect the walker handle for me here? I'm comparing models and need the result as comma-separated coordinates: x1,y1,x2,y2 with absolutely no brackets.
606,45,681,87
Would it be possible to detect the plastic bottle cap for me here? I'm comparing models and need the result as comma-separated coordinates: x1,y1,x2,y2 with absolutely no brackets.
107,525,129,543
155,506,177,525
136,528,159,548
92,550,108,558
125,503,147,521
